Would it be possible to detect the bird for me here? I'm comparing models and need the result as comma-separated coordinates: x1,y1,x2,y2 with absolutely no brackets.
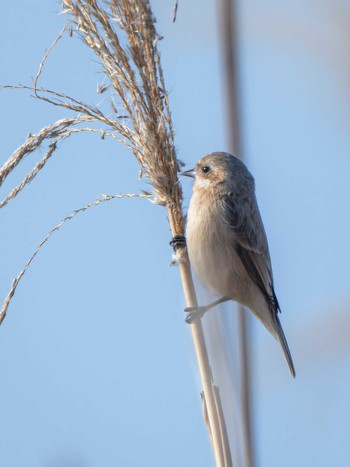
182,151,295,377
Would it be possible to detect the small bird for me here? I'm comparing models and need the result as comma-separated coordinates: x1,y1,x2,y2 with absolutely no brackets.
183,152,295,377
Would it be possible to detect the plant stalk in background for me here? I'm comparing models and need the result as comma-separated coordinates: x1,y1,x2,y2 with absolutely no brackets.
217,0,254,465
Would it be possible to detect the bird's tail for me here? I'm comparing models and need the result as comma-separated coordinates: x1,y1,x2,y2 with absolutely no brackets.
273,314,296,378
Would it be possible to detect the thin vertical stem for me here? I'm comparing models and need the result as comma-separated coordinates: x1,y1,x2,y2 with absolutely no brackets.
168,209,232,467
217,0,242,156
217,0,254,466
237,306,254,467
213,385,234,466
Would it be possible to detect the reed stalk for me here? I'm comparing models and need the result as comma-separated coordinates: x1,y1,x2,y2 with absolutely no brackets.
0,1,233,465
217,0,254,465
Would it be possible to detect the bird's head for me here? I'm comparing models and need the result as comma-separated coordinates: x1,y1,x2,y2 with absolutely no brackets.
182,152,254,192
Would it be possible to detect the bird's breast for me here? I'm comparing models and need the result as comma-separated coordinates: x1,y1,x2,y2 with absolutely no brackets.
186,190,240,298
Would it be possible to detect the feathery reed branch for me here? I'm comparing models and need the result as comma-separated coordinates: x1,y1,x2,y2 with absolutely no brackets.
33,22,72,91
0,115,94,187
0,193,151,326
61,0,185,227
0,125,119,210
0,142,58,209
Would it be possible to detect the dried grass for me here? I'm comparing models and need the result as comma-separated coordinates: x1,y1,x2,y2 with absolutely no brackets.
0,0,187,320
1,0,184,232
0,2,231,465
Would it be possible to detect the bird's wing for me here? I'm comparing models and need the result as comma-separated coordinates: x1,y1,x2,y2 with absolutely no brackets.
221,192,280,313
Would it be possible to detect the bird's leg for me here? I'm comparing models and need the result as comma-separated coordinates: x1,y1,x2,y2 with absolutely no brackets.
185,296,231,323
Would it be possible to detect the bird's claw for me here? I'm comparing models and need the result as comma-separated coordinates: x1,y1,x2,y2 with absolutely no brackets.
170,235,186,251
184,306,207,324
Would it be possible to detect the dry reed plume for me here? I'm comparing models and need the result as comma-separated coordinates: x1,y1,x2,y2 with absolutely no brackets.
0,1,232,465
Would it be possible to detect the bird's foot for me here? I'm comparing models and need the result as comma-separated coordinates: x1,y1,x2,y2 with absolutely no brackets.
170,235,186,251
184,297,231,323
184,306,208,324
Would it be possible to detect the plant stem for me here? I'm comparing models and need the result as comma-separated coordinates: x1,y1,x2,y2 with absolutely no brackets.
167,209,232,467
217,0,254,465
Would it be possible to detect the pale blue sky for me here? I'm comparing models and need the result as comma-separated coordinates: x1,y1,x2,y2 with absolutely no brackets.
1,1,350,466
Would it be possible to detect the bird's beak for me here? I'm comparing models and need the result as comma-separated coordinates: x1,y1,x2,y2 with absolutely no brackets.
181,168,195,178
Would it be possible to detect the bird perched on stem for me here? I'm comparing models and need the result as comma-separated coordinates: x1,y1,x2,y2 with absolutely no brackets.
183,152,295,377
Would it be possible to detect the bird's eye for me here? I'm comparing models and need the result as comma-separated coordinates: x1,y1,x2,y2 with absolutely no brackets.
201,165,211,174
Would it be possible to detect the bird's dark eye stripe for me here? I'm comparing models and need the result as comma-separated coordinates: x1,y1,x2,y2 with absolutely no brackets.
201,165,210,173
